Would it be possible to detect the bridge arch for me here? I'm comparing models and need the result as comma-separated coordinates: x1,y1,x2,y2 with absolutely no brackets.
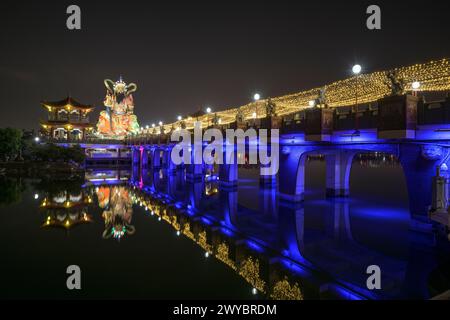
279,143,441,218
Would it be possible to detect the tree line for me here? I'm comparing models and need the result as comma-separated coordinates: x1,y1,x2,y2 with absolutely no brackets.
0,128,85,164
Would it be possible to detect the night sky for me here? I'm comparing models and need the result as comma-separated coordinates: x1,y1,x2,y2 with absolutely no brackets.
1,0,450,130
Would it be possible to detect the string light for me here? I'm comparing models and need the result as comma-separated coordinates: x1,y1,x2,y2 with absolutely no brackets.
143,58,450,131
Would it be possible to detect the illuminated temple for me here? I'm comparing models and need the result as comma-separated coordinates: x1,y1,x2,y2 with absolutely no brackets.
39,77,140,141
40,97,95,140
40,188,93,231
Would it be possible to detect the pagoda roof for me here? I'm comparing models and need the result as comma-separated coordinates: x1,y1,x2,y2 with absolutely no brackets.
41,96,94,110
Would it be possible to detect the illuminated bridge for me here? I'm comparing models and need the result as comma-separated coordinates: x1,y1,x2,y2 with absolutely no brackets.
57,58,450,299
56,58,450,225
120,59,450,225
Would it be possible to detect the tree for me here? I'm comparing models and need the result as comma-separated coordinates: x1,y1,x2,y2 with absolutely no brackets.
30,143,85,164
0,177,25,206
0,128,23,161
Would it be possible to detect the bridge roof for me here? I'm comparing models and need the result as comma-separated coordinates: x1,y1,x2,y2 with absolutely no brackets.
153,58,450,132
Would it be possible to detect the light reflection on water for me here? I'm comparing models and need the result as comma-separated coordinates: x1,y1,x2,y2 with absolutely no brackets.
0,155,449,299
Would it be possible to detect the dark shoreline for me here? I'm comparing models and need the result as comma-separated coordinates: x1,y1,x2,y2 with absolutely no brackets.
0,161,84,180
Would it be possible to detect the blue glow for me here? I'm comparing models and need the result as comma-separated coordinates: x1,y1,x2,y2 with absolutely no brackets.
201,216,213,225
279,258,309,277
326,284,366,300
416,124,450,140
245,239,265,253
220,227,234,237
281,146,291,155
352,207,409,221
331,129,377,143
175,202,184,209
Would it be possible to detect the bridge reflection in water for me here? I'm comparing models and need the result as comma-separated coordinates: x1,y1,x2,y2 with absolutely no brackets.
33,152,448,300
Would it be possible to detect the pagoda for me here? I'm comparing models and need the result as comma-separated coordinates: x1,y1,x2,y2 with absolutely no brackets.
40,96,95,140
40,189,94,232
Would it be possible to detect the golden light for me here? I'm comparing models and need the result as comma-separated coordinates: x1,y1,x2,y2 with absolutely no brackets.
412,81,421,90
134,58,450,132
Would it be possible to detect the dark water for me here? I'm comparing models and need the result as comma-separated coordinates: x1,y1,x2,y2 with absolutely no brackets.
1,155,449,300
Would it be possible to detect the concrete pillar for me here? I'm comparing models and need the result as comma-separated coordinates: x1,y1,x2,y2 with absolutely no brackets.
131,157,140,183
219,162,238,187
218,150,238,187
131,147,141,180
141,147,149,168
399,144,443,219
259,162,277,186
132,147,140,164
220,189,238,228
165,147,177,174
277,201,305,262
186,164,203,181
141,167,151,186
166,173,178,197
259,185,277,218
187,180,203,211
327,200,353,241
325,151,355,197
152,148,162,169
185,143,203,181
278,150,310,202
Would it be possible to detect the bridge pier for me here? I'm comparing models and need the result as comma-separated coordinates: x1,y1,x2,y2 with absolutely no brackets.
325,151,356,197
151,147,162,169
259,159,278,186
278,146,316,202
141,146,149,167
132,147,140,165
187,180,203,210
220,189,238,228
165,146,178,174
278,201,306,262
399,144,445,219
219,150,238,188
219,162,238,188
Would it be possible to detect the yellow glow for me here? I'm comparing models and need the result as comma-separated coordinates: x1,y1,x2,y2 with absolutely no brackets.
142,58,450,132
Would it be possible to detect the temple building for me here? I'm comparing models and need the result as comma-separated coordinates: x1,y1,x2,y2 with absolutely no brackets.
40,96,95,140
40,189,94,231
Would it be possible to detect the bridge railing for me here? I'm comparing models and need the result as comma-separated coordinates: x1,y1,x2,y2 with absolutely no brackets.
109,95,450,146
41,137,126,145
418,99,450,125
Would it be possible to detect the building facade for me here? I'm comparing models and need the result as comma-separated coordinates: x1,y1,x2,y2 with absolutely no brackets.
40,96,95,140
